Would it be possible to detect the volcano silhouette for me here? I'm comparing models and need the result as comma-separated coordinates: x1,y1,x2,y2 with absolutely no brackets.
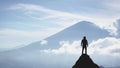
73,54,99,68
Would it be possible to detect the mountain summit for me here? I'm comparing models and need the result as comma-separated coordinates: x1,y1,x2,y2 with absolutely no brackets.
73,54,99,68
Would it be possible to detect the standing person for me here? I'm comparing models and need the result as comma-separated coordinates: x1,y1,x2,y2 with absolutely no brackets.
81,36,88,54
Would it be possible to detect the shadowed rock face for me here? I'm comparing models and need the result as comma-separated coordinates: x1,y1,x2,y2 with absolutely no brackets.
73,54,99,68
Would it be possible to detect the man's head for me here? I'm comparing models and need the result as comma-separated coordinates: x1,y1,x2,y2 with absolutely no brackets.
83,36,86,39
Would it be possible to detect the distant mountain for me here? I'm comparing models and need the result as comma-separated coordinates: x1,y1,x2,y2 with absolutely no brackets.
73,54,99,68
8,21,109,52
0,21,111,68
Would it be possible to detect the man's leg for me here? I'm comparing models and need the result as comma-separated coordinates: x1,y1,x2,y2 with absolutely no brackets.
85,47,87,54
82,47,84,54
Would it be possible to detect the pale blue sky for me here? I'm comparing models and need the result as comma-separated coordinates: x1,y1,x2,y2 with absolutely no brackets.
0,0,120,48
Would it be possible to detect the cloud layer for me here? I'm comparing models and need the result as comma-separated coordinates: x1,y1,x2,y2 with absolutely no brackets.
40,37,120,57
90,37,120,56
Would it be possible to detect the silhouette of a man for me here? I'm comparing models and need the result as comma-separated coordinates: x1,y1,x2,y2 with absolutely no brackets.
81,36,88,54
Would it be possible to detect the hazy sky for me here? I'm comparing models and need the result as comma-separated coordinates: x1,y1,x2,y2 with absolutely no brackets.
0,0,120,48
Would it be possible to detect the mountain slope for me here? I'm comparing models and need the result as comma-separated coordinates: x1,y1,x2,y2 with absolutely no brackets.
12,21,110,52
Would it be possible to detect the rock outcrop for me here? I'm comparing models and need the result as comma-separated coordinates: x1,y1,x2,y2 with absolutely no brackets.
73,54,99,68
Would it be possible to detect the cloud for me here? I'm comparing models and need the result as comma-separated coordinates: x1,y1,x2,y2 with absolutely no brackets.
40,37,120,57
9,3,119,36
8,3,84,26
90,37,120,56
0,28,60,39
104,0,120,12
40,40,48,46
40,40,82,54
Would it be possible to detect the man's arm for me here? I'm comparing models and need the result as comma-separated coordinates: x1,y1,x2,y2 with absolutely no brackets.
86,40,88,46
